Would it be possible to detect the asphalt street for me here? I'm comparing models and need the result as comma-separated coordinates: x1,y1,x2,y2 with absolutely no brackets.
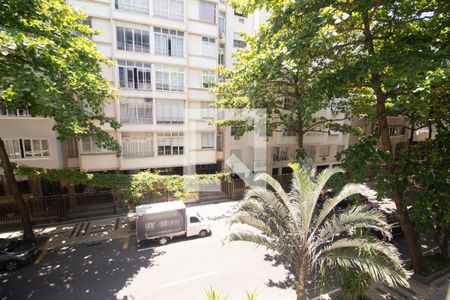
0,201,436,300
0,202,299,300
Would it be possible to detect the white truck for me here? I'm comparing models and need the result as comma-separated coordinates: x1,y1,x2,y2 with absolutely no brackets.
136,200,211,245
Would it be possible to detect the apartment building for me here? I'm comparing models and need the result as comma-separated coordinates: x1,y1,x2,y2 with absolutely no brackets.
57,0,227,175
0,108,64,200
0,0,430,201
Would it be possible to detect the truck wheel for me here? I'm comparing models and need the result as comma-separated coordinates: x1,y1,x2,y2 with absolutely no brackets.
5,260,19,271
199,230,208,238
159,237,169,245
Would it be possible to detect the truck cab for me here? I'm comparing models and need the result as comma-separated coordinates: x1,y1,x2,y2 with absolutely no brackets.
186,213,210,238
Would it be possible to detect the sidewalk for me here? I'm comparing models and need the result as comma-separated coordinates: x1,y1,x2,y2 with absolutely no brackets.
0,216,132,250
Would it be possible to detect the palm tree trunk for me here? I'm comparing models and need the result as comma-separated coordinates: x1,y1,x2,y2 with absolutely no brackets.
296,262,307,300
0,138,35,242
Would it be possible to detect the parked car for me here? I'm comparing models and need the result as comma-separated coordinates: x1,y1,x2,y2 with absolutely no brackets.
136,200,211,245
0,238,38,271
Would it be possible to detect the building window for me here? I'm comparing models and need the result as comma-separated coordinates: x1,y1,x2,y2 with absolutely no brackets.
283,124,298,136
122,133,154,157
154,27,184,57
118,60,151,90
81,136,108,153
0,107,30,117
218,43,225,66
157,132,184,156
153,0,184,21
67,138,79,158
120,100,153,124
273,147,288,161
389,126,406,136
115,0,149,15
202,36,216,57
155,65,184,92
201,102,215,119
219,12,226,36
202,70,216,88
156,100,184,124
201,132,214,149
4,139,21,159
233,39,246,48
4,139,50,159
116,26,150,53
199,1,216,24
372,125,406,136
305,145,316,159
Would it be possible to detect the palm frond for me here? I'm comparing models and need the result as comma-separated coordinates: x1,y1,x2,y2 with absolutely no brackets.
312,183,372,233
254,173,301,232
318,239,410,287
311,205,392,246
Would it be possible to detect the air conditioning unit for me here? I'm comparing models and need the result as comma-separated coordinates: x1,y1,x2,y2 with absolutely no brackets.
219,32,225,39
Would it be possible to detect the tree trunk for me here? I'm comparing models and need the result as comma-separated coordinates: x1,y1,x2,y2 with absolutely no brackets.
374,88,426,272
296,115,305,159
0,138,35,242
296,262,307,300
362,11,426,272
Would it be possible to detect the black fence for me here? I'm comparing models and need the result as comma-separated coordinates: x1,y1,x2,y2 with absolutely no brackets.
0,191,123,230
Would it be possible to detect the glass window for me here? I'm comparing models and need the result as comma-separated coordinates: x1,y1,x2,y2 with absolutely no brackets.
157,132,184,156
154,27,184,57
116,26,150,53
201,102,215,119
201,132,214,149
115,0,149,15
202,70,216,88
120,100,153,124
154,0,184,21
0,107,30,116
202,36,216,57
122,133,154,157
118,60,151,90
233,39,246,48
81,136,108,153
190,216,199,223
156,100,184,124
219,12,225,36
199,1,216,24
155,65,184,91
4,140,21,159
273,147,288,161
218,43,225,65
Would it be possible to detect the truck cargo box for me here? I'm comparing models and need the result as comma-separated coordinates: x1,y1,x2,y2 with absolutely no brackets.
136,201,187,242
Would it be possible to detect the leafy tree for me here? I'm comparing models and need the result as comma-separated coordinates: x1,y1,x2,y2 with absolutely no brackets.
213,10,352,158
0,0,120,241
227,162,409,300
229,0,449,272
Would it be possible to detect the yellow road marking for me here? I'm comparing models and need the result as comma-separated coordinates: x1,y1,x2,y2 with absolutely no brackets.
122,237,129,250
34,250,48,265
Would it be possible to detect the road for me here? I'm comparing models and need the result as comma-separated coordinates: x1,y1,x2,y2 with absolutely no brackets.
0,202,298,300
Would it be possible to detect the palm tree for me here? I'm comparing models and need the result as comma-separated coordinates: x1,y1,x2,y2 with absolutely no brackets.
226,161,409,300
